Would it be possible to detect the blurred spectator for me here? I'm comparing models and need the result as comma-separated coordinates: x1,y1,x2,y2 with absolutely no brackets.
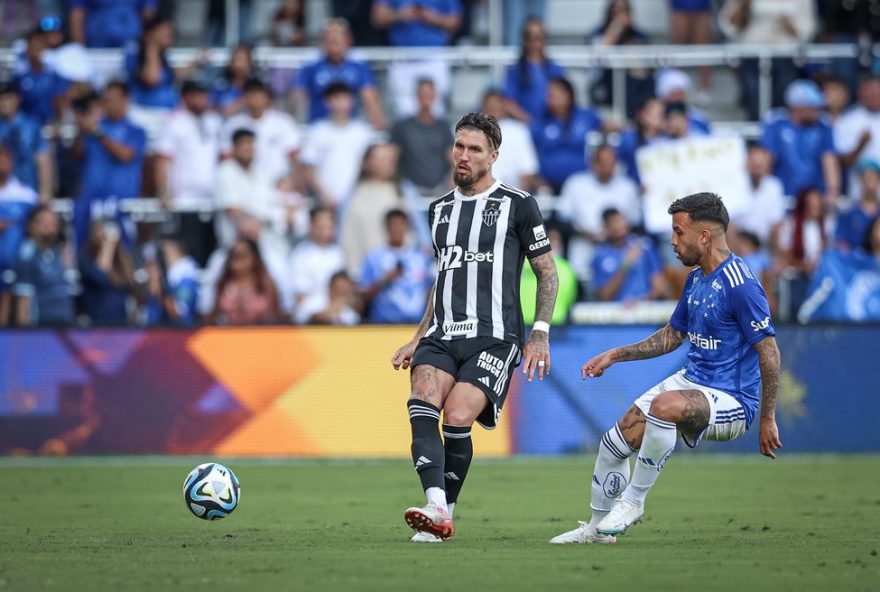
864,215,880,256
0,83,53,201
372,0,461,117
332,0,388,46
341,143,407,279
591,208,669,302
836,159,880,250
667,0,713,97
822,76,851,125
155,80,222,267
358,209,434,323
222,78,301,187
390,78,453,194
655,69,711,134
760,79,840,203
503,0,547,46
819,0,868,96
521,229,578,322
532,77,602,193
124,19,181,111
0,145,37,326
13,27,69,126
207,238,283,325
736,230,773,280
289,206,346,318
211,45,254,118
69,0,157,48
616,96,664,186
503,18,564,123
835,76,880,199
145,234,199,327
270,0,305,46
301,83,376,209
732,144,787,246
719,0,817,120
481,89,539,191
777,186,833,318
71,82,146,249
296,270,362,325
588,0,653,117
293,19,386,130
555,145,641,284
664,101,702,140
78,219,136,326
215,129,287,263
13,205,74,327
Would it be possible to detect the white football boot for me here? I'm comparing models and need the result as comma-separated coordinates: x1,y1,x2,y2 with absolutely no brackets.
404,502,455,539
549,521,616,544
410,531,445,543
596,499,644,536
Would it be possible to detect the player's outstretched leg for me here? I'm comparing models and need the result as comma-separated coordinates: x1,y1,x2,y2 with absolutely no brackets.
442,424,472,513
550,420,635,544
405,399,454,539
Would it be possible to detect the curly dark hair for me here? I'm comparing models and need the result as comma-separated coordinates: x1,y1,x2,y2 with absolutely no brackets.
668,192,730,231
455,112,502,150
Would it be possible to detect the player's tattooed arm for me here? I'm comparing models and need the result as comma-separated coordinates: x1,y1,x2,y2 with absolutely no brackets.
529,252,558,327
754,336,781,419
613,323,687,362
412,284,436,341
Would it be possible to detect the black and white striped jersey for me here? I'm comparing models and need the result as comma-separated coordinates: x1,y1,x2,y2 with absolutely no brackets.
424,179,552,347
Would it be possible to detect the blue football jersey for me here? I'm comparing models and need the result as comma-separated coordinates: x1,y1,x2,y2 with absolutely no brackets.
669,254,776,427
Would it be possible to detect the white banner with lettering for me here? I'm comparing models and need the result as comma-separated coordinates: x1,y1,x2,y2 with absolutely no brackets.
637,136,750,234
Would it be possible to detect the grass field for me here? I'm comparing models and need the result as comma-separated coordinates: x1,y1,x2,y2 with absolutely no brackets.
1,455,878,592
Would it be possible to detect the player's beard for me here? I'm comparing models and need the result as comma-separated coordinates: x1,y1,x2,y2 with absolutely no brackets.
454,165,488,191
676,244,701,267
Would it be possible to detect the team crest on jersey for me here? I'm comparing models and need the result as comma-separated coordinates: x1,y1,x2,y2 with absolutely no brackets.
482,201,501,226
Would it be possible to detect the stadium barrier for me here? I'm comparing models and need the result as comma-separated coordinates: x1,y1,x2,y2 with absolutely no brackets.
1,325,877,457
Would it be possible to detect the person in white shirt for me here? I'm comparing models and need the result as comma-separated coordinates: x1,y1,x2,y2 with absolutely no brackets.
300,82,376,209
155,80,223,266
555,145,640,284
480,88,538,192
732,144,788,247
221,78,301,186
295,270,361,325
288,205,346,319
834,77,880,202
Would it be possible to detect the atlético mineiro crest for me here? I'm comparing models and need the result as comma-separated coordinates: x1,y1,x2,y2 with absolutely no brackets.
482,202,501,226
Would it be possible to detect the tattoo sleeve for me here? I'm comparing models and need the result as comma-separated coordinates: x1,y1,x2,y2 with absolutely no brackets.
412,284,436,341
529,252,558,325
754,336,781,419
613,323,687,362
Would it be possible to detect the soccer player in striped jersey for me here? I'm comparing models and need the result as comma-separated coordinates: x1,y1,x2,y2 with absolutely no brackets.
391,112,558,542
551,192,782,544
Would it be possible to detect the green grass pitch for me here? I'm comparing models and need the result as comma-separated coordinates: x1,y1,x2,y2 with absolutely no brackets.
1,455,878,591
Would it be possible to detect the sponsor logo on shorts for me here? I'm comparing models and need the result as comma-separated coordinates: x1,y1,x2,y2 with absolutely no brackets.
476,351,504,379
477,376,492,387
751,316,771,332
689,332,721,350
603,471,627,498
443,321,475,335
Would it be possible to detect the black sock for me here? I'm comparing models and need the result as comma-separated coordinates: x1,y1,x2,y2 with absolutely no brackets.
442,424,473,504
408,400,445,492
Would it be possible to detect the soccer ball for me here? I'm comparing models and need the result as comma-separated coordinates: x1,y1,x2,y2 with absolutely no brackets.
182,462,241,520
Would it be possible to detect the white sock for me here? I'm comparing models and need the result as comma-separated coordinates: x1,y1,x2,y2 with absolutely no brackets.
587,424,634,530
425,487,448,511
447,502,455,518
623,414,677,507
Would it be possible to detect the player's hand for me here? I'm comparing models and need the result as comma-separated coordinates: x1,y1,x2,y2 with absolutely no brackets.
522,330,550,382
581,350,617,379
391,340,418,370
759,417,782,459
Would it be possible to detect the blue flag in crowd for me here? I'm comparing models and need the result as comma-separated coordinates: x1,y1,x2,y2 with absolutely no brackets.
799,249,880,322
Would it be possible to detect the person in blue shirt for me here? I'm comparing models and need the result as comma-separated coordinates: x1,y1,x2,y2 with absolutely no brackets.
359,208,434,323
125,19,180,110
69,0,158,48
532,77,603,193
78,219,136,326
0,83,52,199
0,146,38,326
592,208,669,302
655,68,711,135
371,0,462,47
145,234,200,327
13,205,75,327
13,28,70,126
293,18,386,129
71,82,146,250
551,192,782,545
836,159,880,250
503,18,565,123
211,45,254,117
760,79,841,201
616,96,664,186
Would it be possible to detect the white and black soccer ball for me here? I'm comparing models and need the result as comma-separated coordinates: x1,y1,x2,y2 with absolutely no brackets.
182,462,241,520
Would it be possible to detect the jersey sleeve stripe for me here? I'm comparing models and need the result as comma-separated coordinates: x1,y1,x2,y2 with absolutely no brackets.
731,261,745,284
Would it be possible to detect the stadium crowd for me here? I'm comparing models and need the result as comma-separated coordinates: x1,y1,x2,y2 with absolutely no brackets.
1,0,879,327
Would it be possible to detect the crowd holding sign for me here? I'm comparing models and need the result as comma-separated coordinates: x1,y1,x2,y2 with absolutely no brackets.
637,136,750,234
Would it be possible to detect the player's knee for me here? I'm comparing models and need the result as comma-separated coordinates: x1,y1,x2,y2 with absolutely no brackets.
649,393,682,422
442,406,475,427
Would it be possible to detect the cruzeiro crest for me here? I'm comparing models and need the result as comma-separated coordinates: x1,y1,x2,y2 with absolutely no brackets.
482,199,503,226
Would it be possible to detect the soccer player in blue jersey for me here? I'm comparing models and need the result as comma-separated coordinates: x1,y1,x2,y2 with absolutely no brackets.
551,192,782,544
